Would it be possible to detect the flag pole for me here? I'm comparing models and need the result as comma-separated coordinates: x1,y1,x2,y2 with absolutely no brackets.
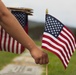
46,9,48,14
45,8,48,75
46,64,48,75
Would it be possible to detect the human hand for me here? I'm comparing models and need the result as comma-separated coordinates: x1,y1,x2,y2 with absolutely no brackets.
29,46,49,65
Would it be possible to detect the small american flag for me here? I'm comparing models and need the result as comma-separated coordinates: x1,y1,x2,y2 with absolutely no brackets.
0,11,28,54
42,14,76,69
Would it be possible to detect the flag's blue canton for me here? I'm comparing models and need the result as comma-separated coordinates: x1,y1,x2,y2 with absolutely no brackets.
45,14,64,38
11,11,27,28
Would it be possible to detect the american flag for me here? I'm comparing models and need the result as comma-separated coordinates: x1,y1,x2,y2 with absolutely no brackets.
41,14,76,69
0,11,28,54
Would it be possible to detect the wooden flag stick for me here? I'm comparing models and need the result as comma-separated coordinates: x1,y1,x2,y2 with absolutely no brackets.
46,9,48,14
46,64,48,75
45,9,48,75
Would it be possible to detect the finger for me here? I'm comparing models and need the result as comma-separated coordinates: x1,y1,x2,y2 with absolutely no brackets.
42,53,46,64
39,57,43,65
45,54,49,64
39,53,47,64
43,53,49,64
35,58,40,64
43,58,46,64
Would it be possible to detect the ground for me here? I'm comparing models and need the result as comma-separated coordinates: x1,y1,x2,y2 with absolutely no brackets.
0,49,44,75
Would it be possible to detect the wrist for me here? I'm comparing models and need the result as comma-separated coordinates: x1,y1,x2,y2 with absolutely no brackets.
27,43,37,52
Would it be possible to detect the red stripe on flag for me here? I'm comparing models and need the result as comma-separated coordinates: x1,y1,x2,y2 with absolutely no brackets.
24,23,28,34
4,29,6,51
16,42,19,53
0,26,1,50
12,38,14,53
21,46,25,53
0,28,2,50
8,35,11,52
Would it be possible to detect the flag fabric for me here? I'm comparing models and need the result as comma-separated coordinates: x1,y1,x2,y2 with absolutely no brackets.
0,11,28,54
41,14,76,69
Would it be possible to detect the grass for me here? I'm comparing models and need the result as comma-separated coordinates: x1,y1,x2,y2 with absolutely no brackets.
0,51,19,70
35,41,76,75
0,41,76,75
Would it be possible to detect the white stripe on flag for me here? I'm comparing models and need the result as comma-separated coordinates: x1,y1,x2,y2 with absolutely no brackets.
10,37,13,52
18,43,21,54
14,40,17,53
1,29,5,51
5,33,9,52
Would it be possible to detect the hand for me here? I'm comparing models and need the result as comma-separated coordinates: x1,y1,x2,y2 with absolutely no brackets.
29,46,49,65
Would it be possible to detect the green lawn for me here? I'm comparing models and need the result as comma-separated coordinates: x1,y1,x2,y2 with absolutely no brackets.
0,41,76,75
0,51,19,70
